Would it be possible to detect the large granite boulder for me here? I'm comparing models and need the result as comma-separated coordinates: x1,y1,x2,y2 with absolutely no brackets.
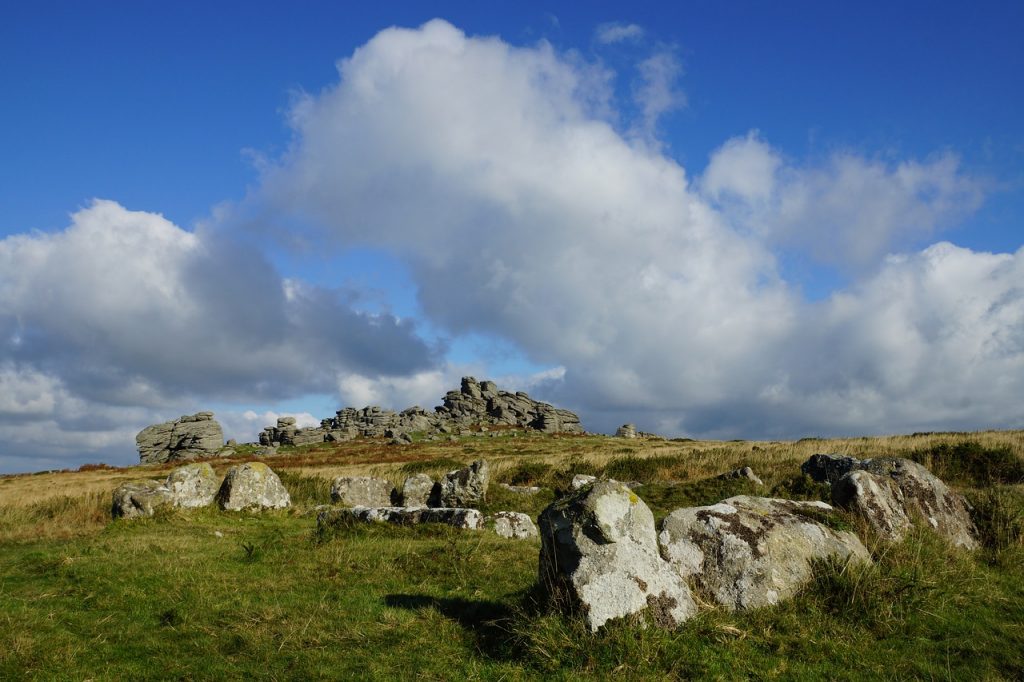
438,460,490,508
659,495,870,610
111,480,174,519
165,462,220,508
831,458,979,549
538,480,697,631
400,473,437,507
330,476,396,507
216,462,291,511
136,412,224,464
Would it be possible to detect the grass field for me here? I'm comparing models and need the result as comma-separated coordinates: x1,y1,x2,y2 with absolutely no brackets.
1,430,1022,679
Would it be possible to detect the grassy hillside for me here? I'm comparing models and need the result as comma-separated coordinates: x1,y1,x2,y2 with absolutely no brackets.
1,430,1022,679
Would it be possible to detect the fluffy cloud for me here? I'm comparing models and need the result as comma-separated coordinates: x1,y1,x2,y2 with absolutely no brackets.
0,200,437,470
701,132,986,268
257,19,1021,437
595,22,645,45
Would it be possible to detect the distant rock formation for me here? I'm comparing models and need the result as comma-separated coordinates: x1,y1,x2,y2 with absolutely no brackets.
136,412,225,464
259,376,583,447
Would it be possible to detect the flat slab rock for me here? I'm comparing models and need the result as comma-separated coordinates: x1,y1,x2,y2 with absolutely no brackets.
318,506,483,530
659,495,870,610
538,480,697,632
803,454,979,549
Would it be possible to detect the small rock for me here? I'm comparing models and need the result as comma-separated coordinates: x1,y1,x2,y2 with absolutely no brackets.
499,483,542,495
438,460,490,508
111,479,173,519
569,474,597,490
488,511,538,539
718,466,764,486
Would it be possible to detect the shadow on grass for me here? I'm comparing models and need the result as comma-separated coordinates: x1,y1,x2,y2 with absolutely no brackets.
384,593,522,659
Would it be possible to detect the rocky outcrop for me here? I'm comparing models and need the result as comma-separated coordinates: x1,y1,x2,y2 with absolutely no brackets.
488,511,538,539
438,460,490,508
165,462,220,508
259,377,584,447
136,412,225,464
659,495,870,610
831,458,979,549
111,479,174,519
615,424,637,438
330,476,396,507
401,473,437,507
538,480,697,632
318,506,484,531
216,462,291,511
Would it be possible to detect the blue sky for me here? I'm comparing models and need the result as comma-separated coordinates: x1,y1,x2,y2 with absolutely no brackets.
1,2,1022,472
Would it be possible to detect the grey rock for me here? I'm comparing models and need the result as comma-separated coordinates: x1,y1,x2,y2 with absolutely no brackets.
615,424,637,438
499,483,542,495
330,476,396,507
401,473,437,507
318,506,484,531
718,466,764,486
801,453,867,485
488,511,538,539
831,458,979,549
569,474,597,490
165,462,219,508
659,495,870,610
136,412,225,464
216,462,291,511
111,479,173,519
438,459,490,508
538,480,697,632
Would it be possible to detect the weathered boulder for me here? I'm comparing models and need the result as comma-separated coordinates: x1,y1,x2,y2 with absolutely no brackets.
718,466,764,486
831,458,979,549
165,462,220,508
136,412,224,464
488,511,538,539
216,462,291,511
615,424,637,438
659,495,870,610
111,480,174,519
538,480,697,631
400,473,437,507
318,506,483,531
330,476,396,507
438,460,490,508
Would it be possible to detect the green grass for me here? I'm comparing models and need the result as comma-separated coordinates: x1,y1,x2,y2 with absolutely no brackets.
3,434,1024,679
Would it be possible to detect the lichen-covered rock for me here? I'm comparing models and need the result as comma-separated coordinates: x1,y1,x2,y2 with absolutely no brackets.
317,506,483,531
659,495,870,611
165,462,219,508
488,511,538,539
438,460,490,508
330,476,396,507
136,412,224,464
216,462,290,511
831,458,979,549
112,480,173,519
400,473,437,507
538,480,697,632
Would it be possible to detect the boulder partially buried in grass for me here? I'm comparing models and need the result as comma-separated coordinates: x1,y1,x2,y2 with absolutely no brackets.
538,480,697,632
330,476,396,507
112,480,174,519
658,495,870,610
400,473,437,507
216,462,291,511
317,506,483,531
487,512,538,539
